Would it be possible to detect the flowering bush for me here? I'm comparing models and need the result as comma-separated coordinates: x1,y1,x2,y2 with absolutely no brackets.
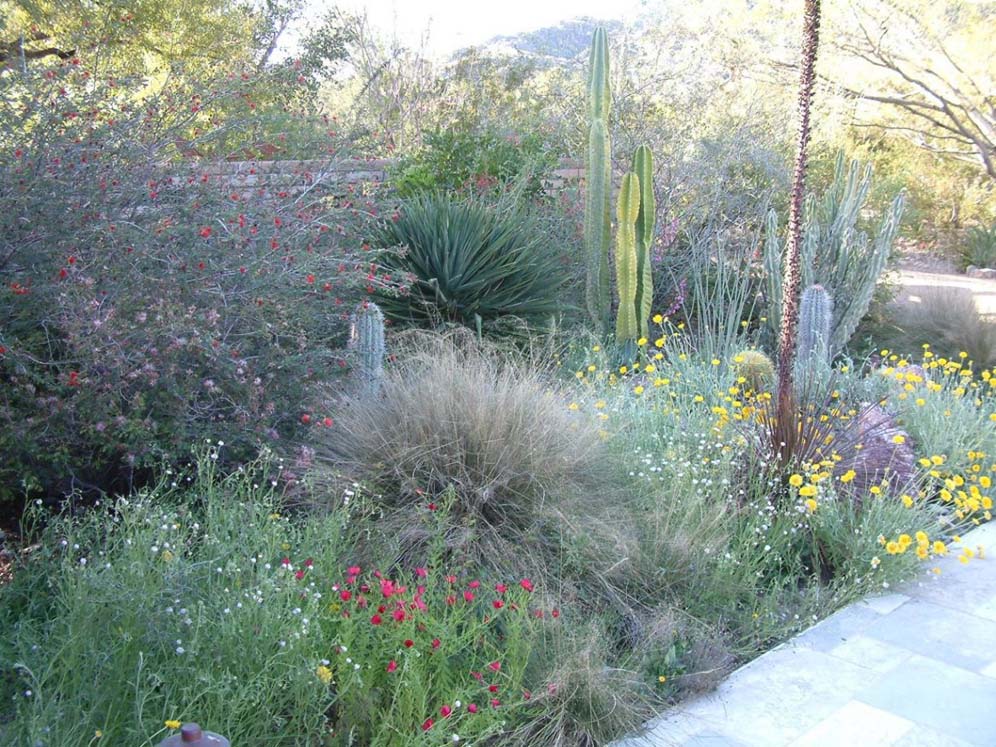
0,59,404,502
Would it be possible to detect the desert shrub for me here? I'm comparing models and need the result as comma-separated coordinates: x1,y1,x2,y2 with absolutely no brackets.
371,193,565,334
317,332,626,576
890,287,996,370
391,126,559,198
0,59,402,503
958,224,996,270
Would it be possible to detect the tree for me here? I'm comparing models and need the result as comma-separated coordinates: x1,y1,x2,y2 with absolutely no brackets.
831,0,995,180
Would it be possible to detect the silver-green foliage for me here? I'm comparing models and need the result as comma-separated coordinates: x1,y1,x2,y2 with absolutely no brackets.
765,153,905,357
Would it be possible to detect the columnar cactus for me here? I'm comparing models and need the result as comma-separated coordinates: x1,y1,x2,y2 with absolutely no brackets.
348,301,385,396
584,27,613,335
614,173,641,342
632,145,656,340
796,284,833,371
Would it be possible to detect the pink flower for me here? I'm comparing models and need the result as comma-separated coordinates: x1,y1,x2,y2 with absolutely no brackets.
491,698,500,708
468,704,478,713
404,639,414,648
340,590,352,601
440,705,452,718
421,718,433,732
520,578,534,592
370,614,382,625
488,661,501,672
463,591,474,603
493,600,504,609
347,566,361,576
392,608,405,622
386,660,397,673
199,226,212,238
415,567,428,578
495,583,507,594
431,638,441,649
468,580,480,589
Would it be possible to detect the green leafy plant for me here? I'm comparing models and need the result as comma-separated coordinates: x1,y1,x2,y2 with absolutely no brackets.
958,224,996,270
371,193,564,333
391,127,557,198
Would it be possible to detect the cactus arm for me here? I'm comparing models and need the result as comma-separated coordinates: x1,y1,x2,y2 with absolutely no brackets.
615,173,641,342
632,145,655,340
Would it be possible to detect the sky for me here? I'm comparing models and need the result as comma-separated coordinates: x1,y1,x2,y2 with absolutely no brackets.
303,0,646,58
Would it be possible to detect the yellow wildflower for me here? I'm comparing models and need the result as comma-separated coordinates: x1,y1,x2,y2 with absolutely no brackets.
165,721,182,730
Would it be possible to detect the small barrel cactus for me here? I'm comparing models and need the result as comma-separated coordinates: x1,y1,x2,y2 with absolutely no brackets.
733,349,775,394
348,301,385,396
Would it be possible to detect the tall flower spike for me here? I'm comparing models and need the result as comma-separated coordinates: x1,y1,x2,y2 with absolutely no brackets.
776,0,822,427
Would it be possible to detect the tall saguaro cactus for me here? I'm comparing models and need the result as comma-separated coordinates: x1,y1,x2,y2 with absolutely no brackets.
776,0,822,425
584,27,613,335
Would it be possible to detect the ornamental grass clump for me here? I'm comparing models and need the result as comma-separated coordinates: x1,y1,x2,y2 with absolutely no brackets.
318,332,628,577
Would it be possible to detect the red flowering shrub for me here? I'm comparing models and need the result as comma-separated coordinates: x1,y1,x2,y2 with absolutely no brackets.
0,60,404,501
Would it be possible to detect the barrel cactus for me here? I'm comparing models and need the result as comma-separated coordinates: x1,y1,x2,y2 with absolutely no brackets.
733,349,775,394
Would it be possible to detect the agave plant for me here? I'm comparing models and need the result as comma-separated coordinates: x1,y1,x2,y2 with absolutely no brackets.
372,193,564,333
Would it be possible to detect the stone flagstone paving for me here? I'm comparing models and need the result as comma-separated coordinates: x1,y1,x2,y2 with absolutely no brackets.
621,521,996,747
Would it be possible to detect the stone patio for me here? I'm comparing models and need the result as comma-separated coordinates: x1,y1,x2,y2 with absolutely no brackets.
622,520,996,747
